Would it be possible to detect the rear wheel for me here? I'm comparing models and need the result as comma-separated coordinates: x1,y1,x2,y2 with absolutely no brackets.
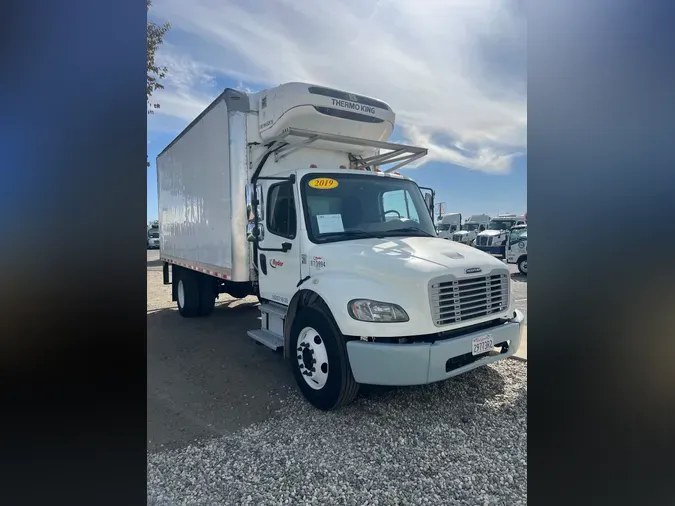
176,270,200,317
290,306,359,411
518,257,528,275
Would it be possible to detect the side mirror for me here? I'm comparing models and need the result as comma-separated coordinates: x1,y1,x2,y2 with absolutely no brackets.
246,223,264,243
424,192,433,217
245,183,264,221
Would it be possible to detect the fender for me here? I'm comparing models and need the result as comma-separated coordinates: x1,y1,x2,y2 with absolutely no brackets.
282,271,396,358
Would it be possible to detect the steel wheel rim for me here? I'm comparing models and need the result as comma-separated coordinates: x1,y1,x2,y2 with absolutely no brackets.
178,279,185,308
521,260,527,273
296,327,329,390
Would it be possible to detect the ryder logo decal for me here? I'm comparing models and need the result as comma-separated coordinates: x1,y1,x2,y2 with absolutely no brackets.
270,259,284,268
310,256,326,269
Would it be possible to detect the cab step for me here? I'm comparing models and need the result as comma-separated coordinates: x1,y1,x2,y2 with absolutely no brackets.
259,302,288,318
247,329,284,351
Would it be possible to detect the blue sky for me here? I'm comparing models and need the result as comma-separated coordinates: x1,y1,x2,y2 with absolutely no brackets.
147,0,526,221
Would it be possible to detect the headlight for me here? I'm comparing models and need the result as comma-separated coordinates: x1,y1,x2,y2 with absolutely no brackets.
348,299,409,323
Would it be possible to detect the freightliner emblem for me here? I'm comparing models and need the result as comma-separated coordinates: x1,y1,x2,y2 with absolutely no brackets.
465,267,482,274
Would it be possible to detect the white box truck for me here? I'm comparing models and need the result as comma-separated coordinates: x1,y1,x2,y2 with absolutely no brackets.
435,212,462,239
452,214,491,245
147,220,160,249
156,82,524,410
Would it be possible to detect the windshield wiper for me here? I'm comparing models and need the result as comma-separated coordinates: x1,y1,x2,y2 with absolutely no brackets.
382,227,436,238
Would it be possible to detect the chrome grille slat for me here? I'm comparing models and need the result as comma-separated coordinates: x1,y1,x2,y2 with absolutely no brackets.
437,302,507,318
475,236,491,247
429,272,510,326
436,293,507,311
433,283,504,296
432,277,504,291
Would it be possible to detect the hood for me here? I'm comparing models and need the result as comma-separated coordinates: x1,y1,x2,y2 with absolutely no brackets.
479,229,504,237
306,236,506,280
454,230,469,235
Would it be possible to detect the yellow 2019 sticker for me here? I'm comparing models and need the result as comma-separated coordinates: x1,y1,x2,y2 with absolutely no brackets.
308,178,339,190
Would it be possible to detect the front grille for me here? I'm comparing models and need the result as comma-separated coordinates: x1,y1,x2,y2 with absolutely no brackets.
430,272,509,326
475,235,490,247
452,234,462,241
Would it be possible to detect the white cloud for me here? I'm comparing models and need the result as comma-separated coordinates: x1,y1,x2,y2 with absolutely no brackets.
149,0,526,174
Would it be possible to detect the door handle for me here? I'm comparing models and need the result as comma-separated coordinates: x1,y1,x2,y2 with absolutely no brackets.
281,242,292,252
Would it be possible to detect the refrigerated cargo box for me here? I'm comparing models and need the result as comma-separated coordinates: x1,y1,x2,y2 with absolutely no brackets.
156,89,251,282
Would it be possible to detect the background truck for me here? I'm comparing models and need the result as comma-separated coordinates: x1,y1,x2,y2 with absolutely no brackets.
505,224,527,275
147,220,160,249
435,212,462,239
474,214,526,256
452,214,491,245
156,82,523,411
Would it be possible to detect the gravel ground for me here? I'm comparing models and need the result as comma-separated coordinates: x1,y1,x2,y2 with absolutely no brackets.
147,359,527,506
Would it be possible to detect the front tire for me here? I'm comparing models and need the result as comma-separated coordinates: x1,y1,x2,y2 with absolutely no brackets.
290,306,359,411
518,256,528,275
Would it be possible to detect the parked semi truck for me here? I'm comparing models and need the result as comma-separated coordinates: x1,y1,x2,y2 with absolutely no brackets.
156,82,524,410
147,220,160,249
436,212,462,239
452,214,491,245
474,214,526,256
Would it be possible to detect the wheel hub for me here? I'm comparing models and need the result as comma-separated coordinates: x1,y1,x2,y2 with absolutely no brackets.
296,327,329,390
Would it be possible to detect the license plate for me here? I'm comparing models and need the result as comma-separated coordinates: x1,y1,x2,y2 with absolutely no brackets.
472,334,494,355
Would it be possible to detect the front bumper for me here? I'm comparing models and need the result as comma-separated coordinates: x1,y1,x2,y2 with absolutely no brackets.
346,309,524,386
476,244,504,255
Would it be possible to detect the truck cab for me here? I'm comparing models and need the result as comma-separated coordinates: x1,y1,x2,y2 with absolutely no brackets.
505,224,527,275
452,214,491,245
435,213,462,240
147,220,160,249
157,82,524,411
475,214,526,256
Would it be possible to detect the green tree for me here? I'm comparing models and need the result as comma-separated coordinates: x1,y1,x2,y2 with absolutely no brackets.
147,0,170,166
147,0,170,114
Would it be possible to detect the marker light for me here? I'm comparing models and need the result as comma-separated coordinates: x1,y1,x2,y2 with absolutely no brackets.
309,164,318,168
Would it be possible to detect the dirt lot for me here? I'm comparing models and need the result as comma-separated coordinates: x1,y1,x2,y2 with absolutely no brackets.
147,249,527,451
147,251,294,452
147,250,527,504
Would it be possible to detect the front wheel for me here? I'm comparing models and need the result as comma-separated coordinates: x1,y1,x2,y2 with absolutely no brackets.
290,306,359,411
518,257,528,275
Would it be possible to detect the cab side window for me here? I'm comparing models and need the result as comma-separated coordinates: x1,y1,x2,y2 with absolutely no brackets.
267,183,296,239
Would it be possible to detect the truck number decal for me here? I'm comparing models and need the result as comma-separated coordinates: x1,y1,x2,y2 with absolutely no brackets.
271,294,289,305
308,178,339,190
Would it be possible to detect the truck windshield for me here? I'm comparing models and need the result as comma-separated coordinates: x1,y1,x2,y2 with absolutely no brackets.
462,223,479,231
509,228,527,244
488,220,515,231
301,173,437,243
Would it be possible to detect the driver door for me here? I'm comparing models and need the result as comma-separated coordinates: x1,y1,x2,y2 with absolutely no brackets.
256,179,301,306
